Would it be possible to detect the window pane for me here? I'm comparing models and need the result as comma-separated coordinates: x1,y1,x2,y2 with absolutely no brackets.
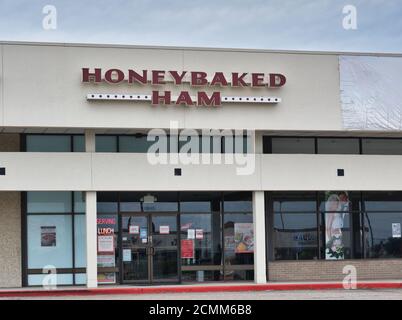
363,192,402,211
317,138,359,154
182,270,223,282
364,212,402,258
27,215,73,268
120,192,178,212
274,212,318,260
96,136,117,152
74,191,85,213
142,192,178,212
224,269,254,281
181,213,221,266
119,135,152,153
26,135,71,152
362,139,402,155
97,192,118,213
271,138,315,154
224,213,254,265
27,191,72,213
224,192,252,212
180,192,222,212
28,274,73,286
273,192,316,212
73,135,85,152
74,215,86,268
75,273,86,285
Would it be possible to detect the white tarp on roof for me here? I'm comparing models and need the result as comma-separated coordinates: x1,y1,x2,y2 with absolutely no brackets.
340,55,402,131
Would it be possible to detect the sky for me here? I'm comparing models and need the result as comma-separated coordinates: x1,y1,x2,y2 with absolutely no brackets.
0,0,401,53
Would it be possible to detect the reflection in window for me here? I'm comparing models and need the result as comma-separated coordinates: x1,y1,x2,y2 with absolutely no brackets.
362,139,402,155
364,212,402,259
181,213,221,266
223,213,254,266
27,191,72,213
273,192,316,212
274,212,318,260
25,134,84,152
317,138,359,154
271,137,315,154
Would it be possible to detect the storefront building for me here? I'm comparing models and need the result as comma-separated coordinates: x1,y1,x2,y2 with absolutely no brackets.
1,42,402,288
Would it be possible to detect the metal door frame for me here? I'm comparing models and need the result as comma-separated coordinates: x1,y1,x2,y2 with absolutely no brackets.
119,212,180,285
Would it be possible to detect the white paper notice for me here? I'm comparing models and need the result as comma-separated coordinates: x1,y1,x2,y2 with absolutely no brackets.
392,223,401,238
195,229,204,239
97,235,114,253
160,225,170,234
188,229,195,239
123,249,132,262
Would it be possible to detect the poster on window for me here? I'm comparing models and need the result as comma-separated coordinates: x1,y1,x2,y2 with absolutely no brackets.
41,226,56,247
181,239,194,259
98,235,114,253
97,272,116,284
234,223,254,253
97,254,115,268
392,223,401,238
325,191,350,260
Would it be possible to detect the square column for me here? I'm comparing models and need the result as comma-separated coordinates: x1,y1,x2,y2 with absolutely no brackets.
85,130,97,288
253,191,267,284
85,191,97,288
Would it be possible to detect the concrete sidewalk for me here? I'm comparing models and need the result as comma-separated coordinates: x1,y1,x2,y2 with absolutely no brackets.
1,280,402,298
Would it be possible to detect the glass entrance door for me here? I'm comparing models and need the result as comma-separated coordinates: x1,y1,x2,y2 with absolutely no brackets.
121,213,179,284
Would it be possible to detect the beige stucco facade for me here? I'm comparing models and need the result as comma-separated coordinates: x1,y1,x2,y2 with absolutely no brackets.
1,42,402,288
0,134,20,288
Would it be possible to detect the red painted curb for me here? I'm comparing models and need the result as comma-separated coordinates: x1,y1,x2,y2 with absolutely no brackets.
1,282,402,297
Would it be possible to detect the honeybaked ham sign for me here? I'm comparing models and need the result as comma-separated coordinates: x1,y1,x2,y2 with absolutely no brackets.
82,68,286,107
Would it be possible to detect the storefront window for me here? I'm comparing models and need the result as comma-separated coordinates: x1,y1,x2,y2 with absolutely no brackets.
27,215,73,269
364,212,402,258
223,192,253,281
223,212,254,266
180,213,220,266
268,191,402,262
97,213,119,284
320,191,353,260
25,191,86,286
274,212,318,260
97,192,118,213
74,215,86,268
